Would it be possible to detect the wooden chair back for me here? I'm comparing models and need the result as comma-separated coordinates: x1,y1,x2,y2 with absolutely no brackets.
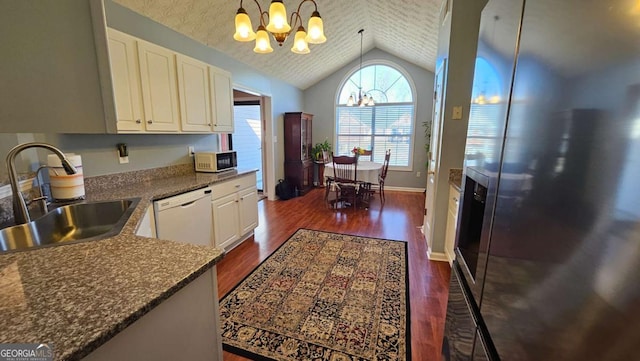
380,149,391,181
331,153,358,184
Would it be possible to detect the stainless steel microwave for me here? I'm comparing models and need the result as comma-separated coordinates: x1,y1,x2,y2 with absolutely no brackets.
194,151,237,172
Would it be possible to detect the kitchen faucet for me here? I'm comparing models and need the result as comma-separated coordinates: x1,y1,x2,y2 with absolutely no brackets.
6,142,77,224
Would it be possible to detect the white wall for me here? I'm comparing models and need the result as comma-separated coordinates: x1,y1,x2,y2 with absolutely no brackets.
303,48,434,189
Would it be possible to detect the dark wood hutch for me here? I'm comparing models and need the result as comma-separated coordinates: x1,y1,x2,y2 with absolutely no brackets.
284,112,313,196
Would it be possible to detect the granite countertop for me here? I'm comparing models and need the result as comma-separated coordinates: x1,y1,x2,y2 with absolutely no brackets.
449,168,462,192
0,168,257,361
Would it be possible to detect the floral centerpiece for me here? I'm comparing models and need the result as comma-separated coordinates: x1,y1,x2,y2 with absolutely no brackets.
352,147,365,156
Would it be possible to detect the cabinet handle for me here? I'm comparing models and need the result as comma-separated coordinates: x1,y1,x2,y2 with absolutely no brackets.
208,123,212,126
235,184,241,188
135,119,141,124
147,120,153,124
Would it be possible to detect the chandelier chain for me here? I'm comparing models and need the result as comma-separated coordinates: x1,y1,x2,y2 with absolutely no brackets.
359,29,364,96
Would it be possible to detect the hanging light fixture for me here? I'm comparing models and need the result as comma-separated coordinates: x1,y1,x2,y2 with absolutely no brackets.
234,0,327,54
347,29,374,107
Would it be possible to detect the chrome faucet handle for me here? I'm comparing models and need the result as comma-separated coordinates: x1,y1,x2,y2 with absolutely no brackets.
31,165,53,215
26,195,48,206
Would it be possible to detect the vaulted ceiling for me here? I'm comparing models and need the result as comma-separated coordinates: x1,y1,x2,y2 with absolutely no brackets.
113,0,443,89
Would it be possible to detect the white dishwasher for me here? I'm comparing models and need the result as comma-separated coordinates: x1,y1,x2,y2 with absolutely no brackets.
154,187,213,247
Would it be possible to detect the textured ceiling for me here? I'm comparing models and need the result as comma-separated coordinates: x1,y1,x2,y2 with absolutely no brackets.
113,0,443,89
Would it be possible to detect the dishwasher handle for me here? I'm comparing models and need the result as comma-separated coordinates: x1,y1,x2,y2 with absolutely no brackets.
180,200,197,207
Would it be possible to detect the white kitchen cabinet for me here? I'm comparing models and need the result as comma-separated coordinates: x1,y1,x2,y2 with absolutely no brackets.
211,173,258,251
212,193,241,248
107,28,145,132
137,40,181,132
177,55,213,132
239,186,259,235
210,67,235,133
444,184,460,265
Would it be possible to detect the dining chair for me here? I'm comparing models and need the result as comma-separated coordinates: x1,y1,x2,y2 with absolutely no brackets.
327,153,359,208
378,149,391,202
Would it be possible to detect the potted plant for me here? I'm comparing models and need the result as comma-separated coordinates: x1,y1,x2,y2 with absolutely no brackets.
312,140,332,186
318,140,331,163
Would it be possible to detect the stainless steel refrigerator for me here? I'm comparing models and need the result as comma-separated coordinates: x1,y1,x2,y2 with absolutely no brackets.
442,0,640,360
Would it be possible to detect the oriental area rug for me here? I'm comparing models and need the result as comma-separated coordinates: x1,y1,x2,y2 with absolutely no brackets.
219,229,410,361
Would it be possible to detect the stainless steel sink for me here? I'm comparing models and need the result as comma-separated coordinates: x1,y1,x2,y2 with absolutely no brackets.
0,198,140,253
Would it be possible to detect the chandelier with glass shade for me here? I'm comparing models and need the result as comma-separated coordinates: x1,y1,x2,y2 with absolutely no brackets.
233,0,327,54
347,29,374,107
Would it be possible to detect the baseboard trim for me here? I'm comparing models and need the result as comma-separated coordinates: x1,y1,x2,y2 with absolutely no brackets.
385,186,425,193
427,249,448,262
446,253,455,267
224,231,254,253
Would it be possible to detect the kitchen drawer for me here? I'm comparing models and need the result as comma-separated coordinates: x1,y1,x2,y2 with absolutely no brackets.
211,173,256,199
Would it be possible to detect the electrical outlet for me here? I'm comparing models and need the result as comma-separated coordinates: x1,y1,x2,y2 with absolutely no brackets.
117,151,129,164
416,171,421,177
188,146,195,157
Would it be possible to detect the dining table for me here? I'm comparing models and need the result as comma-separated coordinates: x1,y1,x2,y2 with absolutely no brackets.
325,160,383,184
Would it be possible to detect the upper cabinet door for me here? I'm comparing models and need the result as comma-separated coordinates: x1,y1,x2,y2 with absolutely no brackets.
107,28,144,132
210,67,234,133
137,41,180,132
176,55,213,132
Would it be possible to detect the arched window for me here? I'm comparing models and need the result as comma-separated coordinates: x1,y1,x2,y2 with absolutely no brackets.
335,62,416,169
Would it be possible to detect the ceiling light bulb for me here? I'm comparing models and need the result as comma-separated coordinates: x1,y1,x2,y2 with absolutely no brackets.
253,25,273,54
347,94,355,106
358,95,365,107
291,26,310,54
233,8,256,41
367,96,375,106
306,11,327,44
266,0,291,33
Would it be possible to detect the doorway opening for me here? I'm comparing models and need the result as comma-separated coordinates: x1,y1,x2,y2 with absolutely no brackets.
232,92,264,192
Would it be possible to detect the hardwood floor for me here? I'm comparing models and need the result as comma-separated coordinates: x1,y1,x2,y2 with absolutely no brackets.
217,188,451,361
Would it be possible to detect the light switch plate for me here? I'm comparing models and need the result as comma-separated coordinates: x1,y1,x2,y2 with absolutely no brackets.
452,106,463,120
